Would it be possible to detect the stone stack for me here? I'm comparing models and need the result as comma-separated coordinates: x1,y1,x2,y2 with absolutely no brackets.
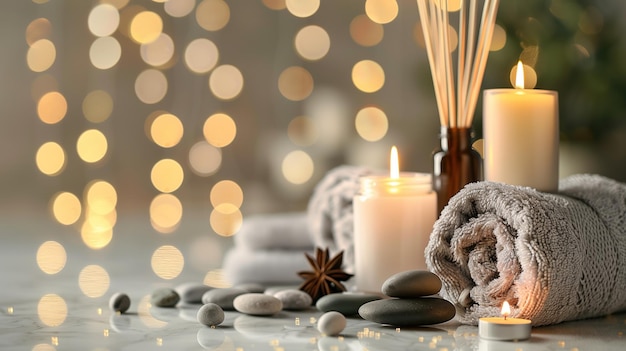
358,270,456,327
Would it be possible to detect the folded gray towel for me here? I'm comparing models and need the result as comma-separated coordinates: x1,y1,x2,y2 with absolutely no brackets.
307,165,374,274
234,212,313,251
425,174,626,326
223,247,311,285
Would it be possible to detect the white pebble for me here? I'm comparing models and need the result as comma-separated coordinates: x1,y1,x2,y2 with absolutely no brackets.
108,292,130,313
197,303,225,327
273,289,312,310
233,293,282,316
317,311,346,336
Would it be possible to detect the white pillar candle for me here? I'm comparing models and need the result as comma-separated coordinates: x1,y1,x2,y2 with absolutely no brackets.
483,61,559,192
478,301,532,341
353,147,437,293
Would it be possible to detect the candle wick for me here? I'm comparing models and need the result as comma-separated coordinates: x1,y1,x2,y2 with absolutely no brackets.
504,315,507,321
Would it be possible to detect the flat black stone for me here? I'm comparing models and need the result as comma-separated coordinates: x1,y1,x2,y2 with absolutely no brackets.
316,293,382,316
381,270,442,298
358,297,455,326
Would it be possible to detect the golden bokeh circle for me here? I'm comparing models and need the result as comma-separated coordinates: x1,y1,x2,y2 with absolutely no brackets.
27,39,56,73
135,69,168,104
278,66,314,101
130,11,163,44
37,91,67,124
365,0,398,24
151,159,184,193
196,0,230,32
36,142,65,176
203,113,237,147
37,294,67,327
90,36,122,70
209,64,244,100
81,220,114,250
36,241,67,275
51,191,82,225
188,141,222,176
165,0,196,18
185,38,219,74
150,113,184,148
88,3,120,37
352,59,385,93
350,14,384,47
26,18,52,46
210,180,243,209
355,106,389,142
285,0,319,18
78,265,110,298
294,25,330,61
210,206,243,237
83,90,114,123
150,193,183,233
77,129,108,164
140,33,175,67
282,150,314,185
86,180,117,215
151,245,184,279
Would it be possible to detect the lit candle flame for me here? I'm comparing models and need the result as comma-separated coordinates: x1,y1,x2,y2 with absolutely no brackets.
514,61,524,89
501,301,511,320
390,146,399,179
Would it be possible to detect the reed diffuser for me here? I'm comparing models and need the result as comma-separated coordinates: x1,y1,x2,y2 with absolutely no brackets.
416,0,500,214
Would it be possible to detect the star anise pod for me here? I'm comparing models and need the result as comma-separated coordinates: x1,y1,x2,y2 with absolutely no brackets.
298,247,353,302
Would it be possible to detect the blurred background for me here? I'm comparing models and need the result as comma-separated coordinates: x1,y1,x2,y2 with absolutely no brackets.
2,0,626,285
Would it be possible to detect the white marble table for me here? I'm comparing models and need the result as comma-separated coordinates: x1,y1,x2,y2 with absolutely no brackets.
1,214,625,350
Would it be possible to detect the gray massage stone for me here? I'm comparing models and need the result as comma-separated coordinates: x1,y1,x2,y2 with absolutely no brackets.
201,288,247,310
197,303,225,327
151,288,180,308
233,293,282,316
108,292,131,313
382,270,442,298
358,297,455,326
273,289,312,310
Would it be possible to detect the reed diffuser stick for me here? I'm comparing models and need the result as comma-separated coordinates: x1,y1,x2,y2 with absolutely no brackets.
417,0,500,129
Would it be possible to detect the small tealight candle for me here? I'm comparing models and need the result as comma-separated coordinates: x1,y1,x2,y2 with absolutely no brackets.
478,301,531,341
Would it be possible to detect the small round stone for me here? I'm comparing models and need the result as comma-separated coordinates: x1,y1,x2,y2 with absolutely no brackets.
151,288,180,308
108,292,130,313
317,311,346,336
175,282,212,304
273,289,312,310
233,293,283,316
197,303,225,327
381,270,442,298
202,288,247,310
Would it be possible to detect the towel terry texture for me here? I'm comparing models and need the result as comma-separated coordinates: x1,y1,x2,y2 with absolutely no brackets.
425,174,626,326
307,165,374,274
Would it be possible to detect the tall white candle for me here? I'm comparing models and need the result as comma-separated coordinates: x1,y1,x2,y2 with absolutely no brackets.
483,61,559,192
353,147,437,293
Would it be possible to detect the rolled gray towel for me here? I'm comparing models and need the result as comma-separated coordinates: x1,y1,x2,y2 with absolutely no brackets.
234,212,313,251
307,165,374,274
425,174,626,326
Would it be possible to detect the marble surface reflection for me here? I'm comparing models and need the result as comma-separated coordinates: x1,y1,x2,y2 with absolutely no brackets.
1,215,625,350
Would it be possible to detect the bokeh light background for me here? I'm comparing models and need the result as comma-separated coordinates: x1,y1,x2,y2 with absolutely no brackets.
2,0,626,311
